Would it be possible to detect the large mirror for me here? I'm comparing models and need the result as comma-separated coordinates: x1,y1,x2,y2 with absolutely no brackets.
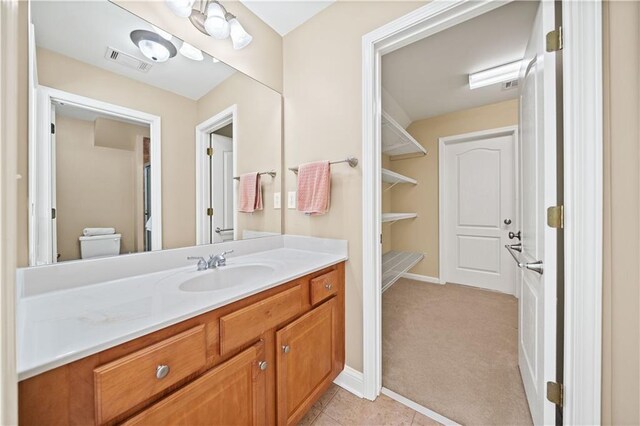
28,0,282,265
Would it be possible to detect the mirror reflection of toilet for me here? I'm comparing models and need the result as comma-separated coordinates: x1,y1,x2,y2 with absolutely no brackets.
79,228,121,259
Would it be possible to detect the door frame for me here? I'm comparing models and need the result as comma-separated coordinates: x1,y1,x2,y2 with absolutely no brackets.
195,104,238,244
438,126,519,295
29,86,162,265
361,1,603,424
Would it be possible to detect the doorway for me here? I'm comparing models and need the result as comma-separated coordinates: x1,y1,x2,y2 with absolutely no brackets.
29,86,162,265
195,105,238,245
362,0,603,425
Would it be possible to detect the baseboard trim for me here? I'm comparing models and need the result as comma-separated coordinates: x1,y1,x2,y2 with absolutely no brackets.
400,272,443,285
334,365,364,398
381,387,460,426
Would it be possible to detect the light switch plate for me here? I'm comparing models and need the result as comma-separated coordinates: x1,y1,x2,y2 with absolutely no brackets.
288,191,296,209
274,192,281,209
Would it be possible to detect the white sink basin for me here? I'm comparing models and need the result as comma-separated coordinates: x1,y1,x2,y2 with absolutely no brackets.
179,264,275,292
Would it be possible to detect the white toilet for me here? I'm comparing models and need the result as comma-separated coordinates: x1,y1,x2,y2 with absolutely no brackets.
79,234,122,259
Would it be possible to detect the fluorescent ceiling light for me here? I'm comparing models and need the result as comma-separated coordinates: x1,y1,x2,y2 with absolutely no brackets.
179,41,204,61
468,60,523,90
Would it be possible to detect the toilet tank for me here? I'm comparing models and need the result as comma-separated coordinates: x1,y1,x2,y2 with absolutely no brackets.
79,234,121,259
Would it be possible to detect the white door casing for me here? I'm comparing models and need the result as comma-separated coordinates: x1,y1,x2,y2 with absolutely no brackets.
439,127,518,294
29,86,162,265
210,134,234,243
517,2,558,425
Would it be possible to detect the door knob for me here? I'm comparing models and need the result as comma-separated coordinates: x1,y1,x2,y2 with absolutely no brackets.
508,231,521,241
504,218,512,225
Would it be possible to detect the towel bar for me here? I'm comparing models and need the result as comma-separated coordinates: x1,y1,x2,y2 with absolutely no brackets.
233,171,276,181
288,157,358,174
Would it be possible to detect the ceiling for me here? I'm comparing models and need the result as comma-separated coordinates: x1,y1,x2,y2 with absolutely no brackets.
382,1,539,122
240,0,335,36
32,1,236,101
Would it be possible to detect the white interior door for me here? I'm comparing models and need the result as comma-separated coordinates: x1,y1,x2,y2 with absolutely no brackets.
210,133,233,243
441,129,517,294
517,2,558,424
50,103,57,263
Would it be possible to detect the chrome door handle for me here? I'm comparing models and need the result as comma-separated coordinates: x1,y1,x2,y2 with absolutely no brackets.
504,244,544,275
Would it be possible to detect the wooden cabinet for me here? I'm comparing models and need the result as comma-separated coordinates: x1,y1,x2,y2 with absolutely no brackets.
276,299,339,425
123,341,267,426
18,262,345,426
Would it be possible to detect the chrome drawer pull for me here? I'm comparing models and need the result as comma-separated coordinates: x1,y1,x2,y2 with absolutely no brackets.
325,283,333,290
282,345,291,354
258,361,268,371
156,364,170,380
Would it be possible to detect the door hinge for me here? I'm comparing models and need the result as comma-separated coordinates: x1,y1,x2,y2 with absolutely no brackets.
206,208,214,217
206,147,214,157
50,123,55,134
547,205,564,229
546,381,563,407
546,27,563,52
51,208,56,219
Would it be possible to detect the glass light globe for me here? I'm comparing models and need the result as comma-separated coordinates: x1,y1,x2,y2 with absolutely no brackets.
204,2,230,39
228,17,252,50
165,0,195,18
179,42,204,61
138,39,171,62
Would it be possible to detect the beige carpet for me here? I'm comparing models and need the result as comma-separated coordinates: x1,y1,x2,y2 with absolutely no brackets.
382,279,532,426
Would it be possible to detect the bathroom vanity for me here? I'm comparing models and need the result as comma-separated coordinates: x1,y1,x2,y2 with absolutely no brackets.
17,236,347,425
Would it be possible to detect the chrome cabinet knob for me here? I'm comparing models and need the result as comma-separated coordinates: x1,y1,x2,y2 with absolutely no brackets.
325,283,333,290
282,345,291,354
156,364,170,380
258,361,268,371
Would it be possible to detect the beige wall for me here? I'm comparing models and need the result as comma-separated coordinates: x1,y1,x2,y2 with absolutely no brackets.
114,0,283,93
197,72,282,239
283,1,426,371
602,1,640,423
388,99,519,278
56,116,148,261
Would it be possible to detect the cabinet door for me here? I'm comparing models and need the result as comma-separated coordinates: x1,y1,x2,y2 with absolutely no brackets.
276,298,338,425
124,341,267,426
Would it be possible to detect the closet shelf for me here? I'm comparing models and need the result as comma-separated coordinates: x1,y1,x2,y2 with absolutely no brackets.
382,213,417,223
382,168,417,185
382,251,424,292
381,111,427,158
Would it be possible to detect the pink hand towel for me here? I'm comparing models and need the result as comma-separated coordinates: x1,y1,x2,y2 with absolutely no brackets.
238,173,263,213
296,161,331,215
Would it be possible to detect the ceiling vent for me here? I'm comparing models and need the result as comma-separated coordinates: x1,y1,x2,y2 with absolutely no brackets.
104,47,153,73
502,79,519,90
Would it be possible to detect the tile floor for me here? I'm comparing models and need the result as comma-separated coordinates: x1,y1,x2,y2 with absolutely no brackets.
298,384,443,426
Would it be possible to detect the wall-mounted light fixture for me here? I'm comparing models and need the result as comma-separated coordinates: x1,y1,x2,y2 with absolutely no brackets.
468,60,523,90
130,30,177,63
165,0,253,50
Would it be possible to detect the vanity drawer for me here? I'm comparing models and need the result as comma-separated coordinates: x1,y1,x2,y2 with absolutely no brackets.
94,325,207,424
220,285,303,355
310,269,339,305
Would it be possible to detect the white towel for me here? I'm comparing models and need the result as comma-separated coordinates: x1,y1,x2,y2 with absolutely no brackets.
83,227,115,236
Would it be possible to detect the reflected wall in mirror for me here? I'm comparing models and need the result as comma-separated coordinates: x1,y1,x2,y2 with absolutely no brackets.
28,0,282,265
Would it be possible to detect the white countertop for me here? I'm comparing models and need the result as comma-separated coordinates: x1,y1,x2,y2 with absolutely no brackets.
17,237,347,381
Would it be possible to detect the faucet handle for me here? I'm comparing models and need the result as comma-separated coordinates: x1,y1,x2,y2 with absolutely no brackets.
187,256,208,271
220,250,234,257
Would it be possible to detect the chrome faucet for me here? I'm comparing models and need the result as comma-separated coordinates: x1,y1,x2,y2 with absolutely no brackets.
208,250,234,269
187,256,208,271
